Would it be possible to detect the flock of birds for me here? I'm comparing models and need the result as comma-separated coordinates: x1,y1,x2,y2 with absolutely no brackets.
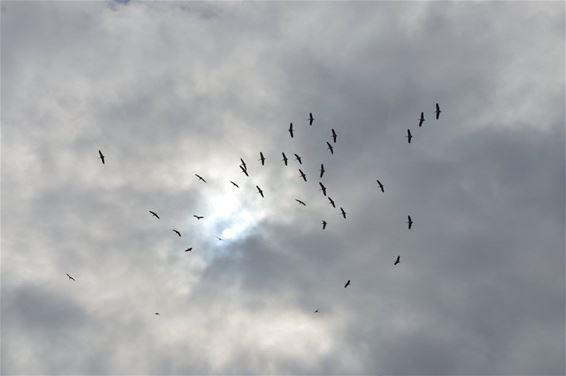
70,104,442,315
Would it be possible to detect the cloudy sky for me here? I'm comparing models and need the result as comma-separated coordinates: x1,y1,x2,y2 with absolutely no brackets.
1,1,564,374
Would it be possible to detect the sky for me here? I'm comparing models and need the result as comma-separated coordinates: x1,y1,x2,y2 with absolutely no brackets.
1,1,564,374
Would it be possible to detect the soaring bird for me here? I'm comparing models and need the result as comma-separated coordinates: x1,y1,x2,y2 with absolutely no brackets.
256,185,264,198
259,152,266,166
98,150,105,164
216,236,223,241
328,196,336,208
288,123,294,138
240,165,249,176
340,207,346,219
319,182,327,196
296,199,306,206
185,247,193,252
331,129,337,143
406,129,413,143
319,164,325,178
155,312,159,316
322,220,327,230
294,153,302,165
376,179,384,192
308,112,314,126
193,215,204,220
281,152,288,166
66,273,76,281
230,181,240,188
299,169,307,182
326,142,334,154
173,229,181,237
435,103,441,120
344,280,351,288
314,309,319,313
418,112,425,127
407,215,413,229
195,174,207,183
394,255,400,265
240,158,247,170
149,211,160,219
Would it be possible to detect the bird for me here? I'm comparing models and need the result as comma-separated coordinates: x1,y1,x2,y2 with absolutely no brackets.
435,103,441,120
256,185,264,198
240,165,249,176
406,129,413,143
296,199,306,206
259,152,266,166
319,182,327,196
288,123,294,138
216,236,223,241
230,181,240,188
193,215,204,220
376,179,384,192
195,174,207,183
344,280,351,288
185,247,193,252
98,150,105,164
326,142,334,154
173,229,181,237
308,112,314,125
155,312,159,316
281,152,288,166
294,153,302,165
66,273,75,281
149,211,160,219
407,215,413,229
418,112,425,127
321,220,327,230
240,158,247,169
394,255,400,265
340,207,346,219
299,169,307,182
331,129,337,143
314,309,319,313
328,197,336,208
319,164,325,178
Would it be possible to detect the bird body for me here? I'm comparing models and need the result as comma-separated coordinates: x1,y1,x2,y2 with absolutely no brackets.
294,153,302,165
193,215,204,220
256,185,264,197
319,182,327,196
296,199,306,206
326,142,334,154
394,255,400,265
299,169,307,182
308,112,314,125
314,309,319,313
289,123,294,138
376,179,384,192
259,152,266,166
173,229,181,237
149,211,160,219
66,273,75,281
340,207,346,219
418,112,425,127
331,129,337,143
282,152,288,166
240,165,249,176
407,215,413,229
406,129,413,143
98,150,105,164
344,280,351,288
185,247,193,252
195,174,207,183
230,181,240,188
322,220,327,230
435,103,441,119
328,197,336,208
319,164,325,178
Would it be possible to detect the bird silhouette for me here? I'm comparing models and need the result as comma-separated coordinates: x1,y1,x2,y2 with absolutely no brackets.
435,103,441,120
322,220,327,230
299,169,307,182
294,153,302,165
216,236,223,241
149,211,160,219
155,312,159,316
240,158,247,170
407,215,413,229
340,207,347,219
193,215,204,220
289,123,294,138
259,152,266,166
98,150,105,164
308,112,314,125
66,273,75,281
418,112,425,127
394,255,400,265
376,179,384,192
344,280,351,288
406,129,413,143
240,165,249,176
173,229,181,237
256,185,264,198
296,199,306,206
314,309,319,313
230,181,240,188
195,174,207,183
328,197,336,208
331,129,337,143
281,152,288,166
326,142,334,154
319,164,325,178
319,182,327,196
185,247,193,252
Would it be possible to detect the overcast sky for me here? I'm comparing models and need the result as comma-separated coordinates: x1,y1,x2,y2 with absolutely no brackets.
1,1,564,374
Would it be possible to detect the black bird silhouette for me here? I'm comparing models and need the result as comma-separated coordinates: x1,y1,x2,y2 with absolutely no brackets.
299,169,307,182
281,152,288,166
407,215,413,229
149,211,160,219
66,273,76,281
331,129,337,143
308,112,314,125
185,247,193,252
259,152,266,166
418,112,425,127
193,215,204,220
155,312,159,316
230,181,240,188
296,199,306,206
240,165,249,176
240,158,247,170
406,129,413,143
328,196,336,208
173,229,181,237
256,185,264,198
294,153,302,165
344,280,351,288
376,179,384,192
288,123,294,138
98,150,105,164
340,207,347,219
216,236,223,241
319,164,325,178
435,103,441,120
319,182,327,196
326,142,334,155
322,220,327,230
394,255,400,265
314,309,319,313
195,174,207,183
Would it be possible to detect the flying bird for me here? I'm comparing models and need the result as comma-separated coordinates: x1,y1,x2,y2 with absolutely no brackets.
314,309,319,313
295,199,306,206
319,164,325,178
149,211,160,219
281,152,288,166
256,185,264,198
340,207,346,219
319,182,327,196
185,247,193,252
326,142,334,155
65,273,75,281
394,255,400,265
294,153,302,165
406,129,413,143
435,103,441,120
259,152,266,166
288,123,294,138
418,112,425,127
230,181,240,188
344,280,351,288
331,129,337,143
299,169,307,182
216,236,223,241
407,215,413,229
155,312,159,316
195,174,207,183
328,196,336,208
376,179,384,192
321,220,327,230
193,215,204,220
240,165,249,176
308,112,314,125
173,229,181,237
98,150,105,164
240,158,247,170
